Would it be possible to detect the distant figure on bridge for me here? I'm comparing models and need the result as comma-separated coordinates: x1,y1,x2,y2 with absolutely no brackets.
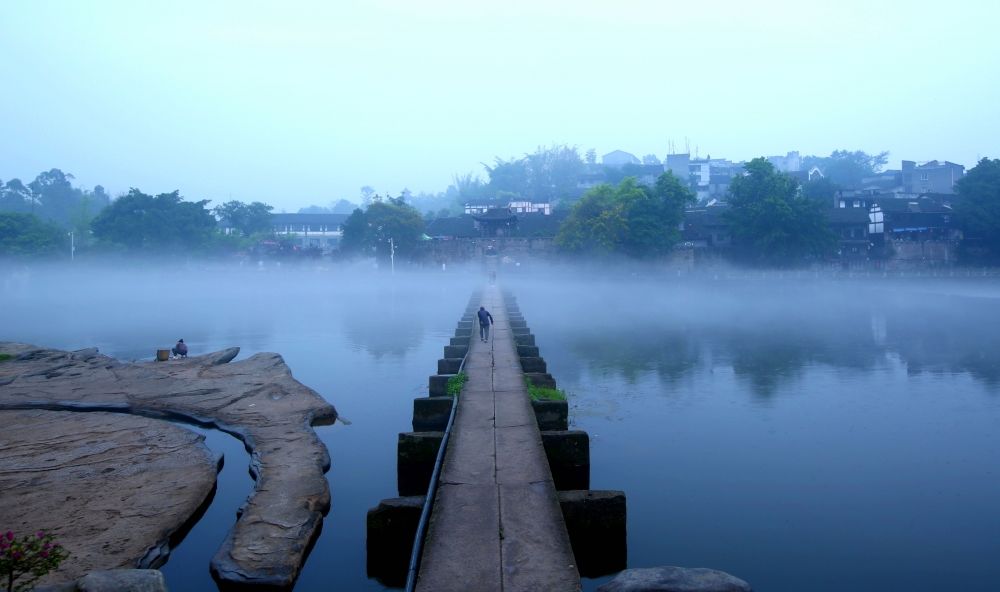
172,339,188,358
477,306,493,343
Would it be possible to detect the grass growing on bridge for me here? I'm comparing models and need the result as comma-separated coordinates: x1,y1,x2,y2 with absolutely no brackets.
446,372,468,397
0,353,13,362
526,380,567,402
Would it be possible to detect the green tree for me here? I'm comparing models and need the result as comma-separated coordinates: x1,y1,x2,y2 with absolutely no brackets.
556,183,626,255
954,158,1000,260
725,158,835,265
450,172,488,209
331,199,357,214
801,177,839,204
339,200,425,261
91,189,217,251
484,145,584,204
339,208,368,254
802,150,889,188
213,200,274,236
484,157,531,198
28,169,80,226
360,185,376,208
0,212,67,257
0,180,33,214
626,171,696,257
555,172,694,258
1,171,109,231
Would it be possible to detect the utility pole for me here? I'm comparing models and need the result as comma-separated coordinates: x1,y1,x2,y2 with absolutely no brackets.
389,237,395,275
68,231,75,261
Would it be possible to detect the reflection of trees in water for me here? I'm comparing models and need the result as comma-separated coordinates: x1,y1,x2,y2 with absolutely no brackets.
719,308,883,397
341,298,424,359
565,326,701,386
561,307,884,397
521,278,1000,397
883,295,1000,388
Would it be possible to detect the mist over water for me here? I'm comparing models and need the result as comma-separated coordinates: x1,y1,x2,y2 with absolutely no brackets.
506,271,1000,591
2,262,998,591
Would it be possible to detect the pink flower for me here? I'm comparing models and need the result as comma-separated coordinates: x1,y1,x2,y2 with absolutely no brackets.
39,550,49,558
4,531,12,540
12,551,22,560
36,531,45,538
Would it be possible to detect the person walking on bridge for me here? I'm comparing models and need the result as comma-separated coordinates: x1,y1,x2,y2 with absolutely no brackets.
477,306,494,342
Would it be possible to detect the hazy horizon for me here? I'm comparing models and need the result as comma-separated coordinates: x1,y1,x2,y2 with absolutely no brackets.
2,0,997,211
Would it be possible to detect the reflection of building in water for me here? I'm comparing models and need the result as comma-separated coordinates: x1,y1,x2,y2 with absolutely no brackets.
870,312,887,346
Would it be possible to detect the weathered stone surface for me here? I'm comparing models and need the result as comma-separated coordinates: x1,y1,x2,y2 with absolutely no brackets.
558,490,627,577
0,342,337,590
450,336,471,346
511,326,531,336
516,345,539,357
532,399,568,430
525,372,556,388
513,334,536,346
366,496,425,588
417,287,580,592
413,396,454,431
541,430,590,490
397,431,443,495
597,567,752,592
428,373,455,396
77,569,169,592
520,356,547,373
444,344,468,358
0,410,218,586
437,357,463,374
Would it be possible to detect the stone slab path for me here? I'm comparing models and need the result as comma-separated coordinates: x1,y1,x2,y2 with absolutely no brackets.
416,286,580,592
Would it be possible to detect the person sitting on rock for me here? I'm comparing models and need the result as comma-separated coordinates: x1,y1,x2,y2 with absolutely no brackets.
172,339,188,358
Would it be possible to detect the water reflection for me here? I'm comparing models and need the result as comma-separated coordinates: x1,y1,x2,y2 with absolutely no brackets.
883,295,1000,387
565,328,700,385
507,275,1000,592
341,297,425,359
534,282,1000,397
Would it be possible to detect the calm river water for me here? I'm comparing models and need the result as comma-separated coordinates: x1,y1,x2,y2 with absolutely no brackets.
2,263,998,591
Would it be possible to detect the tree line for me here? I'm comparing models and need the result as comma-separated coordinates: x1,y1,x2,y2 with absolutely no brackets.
4,156,1000,265
0,169,276,258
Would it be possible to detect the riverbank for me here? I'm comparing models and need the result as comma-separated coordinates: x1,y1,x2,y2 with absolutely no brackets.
0,342,337,589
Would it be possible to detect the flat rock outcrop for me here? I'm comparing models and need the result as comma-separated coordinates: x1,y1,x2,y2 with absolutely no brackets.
0,342,338,589
76,569,169,592
597,566,753,592
0,409,219,586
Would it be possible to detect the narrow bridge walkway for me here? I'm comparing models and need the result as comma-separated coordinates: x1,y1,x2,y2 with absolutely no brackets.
415,286,580,591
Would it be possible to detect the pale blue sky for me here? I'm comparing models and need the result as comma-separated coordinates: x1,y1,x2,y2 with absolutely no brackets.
1,0,997,211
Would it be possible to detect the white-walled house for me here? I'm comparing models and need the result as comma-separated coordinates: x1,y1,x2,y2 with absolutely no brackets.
271,213,349,252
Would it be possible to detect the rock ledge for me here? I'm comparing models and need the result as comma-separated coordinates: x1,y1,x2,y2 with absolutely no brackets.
0,342,338,589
